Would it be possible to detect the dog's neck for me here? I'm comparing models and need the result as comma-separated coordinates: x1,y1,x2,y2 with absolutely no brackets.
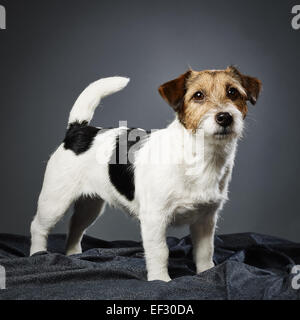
167,117,238,180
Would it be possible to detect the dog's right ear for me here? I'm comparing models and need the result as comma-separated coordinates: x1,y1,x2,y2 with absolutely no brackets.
227,66,262,105
158,71,191,111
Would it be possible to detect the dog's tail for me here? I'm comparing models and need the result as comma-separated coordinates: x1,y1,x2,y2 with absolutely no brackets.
68,76,130,125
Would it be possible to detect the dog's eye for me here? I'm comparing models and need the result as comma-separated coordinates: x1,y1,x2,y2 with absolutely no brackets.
193,91,204,101
227,87,239,100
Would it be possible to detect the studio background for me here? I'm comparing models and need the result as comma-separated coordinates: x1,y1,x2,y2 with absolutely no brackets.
0,0,299,242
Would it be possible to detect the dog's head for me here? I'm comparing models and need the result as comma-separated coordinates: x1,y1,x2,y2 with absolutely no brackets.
158,66,262,140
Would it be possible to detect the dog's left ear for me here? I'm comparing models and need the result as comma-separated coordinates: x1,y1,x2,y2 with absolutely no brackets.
158,71,191,111
227,66,262,105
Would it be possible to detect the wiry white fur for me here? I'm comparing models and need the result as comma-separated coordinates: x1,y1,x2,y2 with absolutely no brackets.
30,76,244,282
68,77,130,124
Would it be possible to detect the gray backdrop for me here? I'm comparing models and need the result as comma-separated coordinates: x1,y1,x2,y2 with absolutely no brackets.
0,0,299,242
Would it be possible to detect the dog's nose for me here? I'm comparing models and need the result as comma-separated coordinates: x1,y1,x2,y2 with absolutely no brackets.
215,112,233,127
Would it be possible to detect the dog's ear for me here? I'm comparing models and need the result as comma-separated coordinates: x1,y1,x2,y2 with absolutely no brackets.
158,71,191,111
227,66,262,105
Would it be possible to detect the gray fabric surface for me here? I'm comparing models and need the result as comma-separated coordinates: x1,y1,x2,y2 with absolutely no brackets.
0,233,299,300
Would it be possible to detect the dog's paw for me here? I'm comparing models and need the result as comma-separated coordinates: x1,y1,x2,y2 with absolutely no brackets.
148,274,172,282
66,245,82,256
197,261,215,273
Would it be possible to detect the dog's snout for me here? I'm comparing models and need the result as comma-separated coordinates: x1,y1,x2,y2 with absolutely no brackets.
215,112,233,127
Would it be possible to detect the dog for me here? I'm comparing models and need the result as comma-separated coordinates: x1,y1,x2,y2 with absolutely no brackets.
30,66,261,282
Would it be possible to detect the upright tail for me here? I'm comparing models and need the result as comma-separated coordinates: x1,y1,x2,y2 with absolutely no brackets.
68,76,130,125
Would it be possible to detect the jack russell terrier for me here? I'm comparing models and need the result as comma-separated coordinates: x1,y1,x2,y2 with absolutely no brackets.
30,66,262,282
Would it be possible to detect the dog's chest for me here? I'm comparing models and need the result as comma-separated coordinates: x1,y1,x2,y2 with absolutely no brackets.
182,161,225,201
170,165,226,225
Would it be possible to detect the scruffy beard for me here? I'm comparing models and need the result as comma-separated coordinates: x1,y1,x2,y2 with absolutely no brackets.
214,127,238,140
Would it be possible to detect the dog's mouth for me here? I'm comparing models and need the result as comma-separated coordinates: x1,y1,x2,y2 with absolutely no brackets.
214,127,234,139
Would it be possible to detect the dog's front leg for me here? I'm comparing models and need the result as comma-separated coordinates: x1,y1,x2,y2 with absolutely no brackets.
190,213,217,273
140,215,171,282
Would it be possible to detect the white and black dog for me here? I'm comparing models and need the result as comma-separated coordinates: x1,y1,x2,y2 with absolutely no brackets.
30,66,261,282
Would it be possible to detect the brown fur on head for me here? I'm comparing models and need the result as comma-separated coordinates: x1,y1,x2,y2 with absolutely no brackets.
158,67,262,132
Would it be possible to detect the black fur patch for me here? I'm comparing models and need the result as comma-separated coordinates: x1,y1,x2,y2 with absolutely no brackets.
109,128,150,201
63,121,100,155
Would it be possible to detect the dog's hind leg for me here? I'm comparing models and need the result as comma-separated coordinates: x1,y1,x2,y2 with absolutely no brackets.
30,148,81,256
30,186,76,256
66,195,106,255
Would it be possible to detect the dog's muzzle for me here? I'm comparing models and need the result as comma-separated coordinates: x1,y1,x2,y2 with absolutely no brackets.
214,112,235,138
